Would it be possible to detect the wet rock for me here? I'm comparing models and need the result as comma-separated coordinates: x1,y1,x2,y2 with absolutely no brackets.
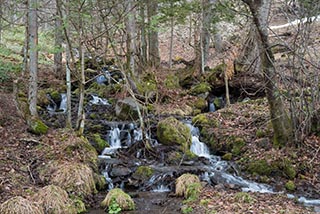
110,166,131,177
115,97,141,120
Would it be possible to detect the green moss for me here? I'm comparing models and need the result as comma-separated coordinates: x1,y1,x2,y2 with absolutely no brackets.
157,117,191,152
49,90,60,103
229,137,246,156
164,74,180,89
192,114,219,129
92,133,109,153
189,82,211,95
247,159,273,176
278,159,297,179
192,97,207,112
93,173,107,191
234,192,254,204
28,118,48,135
285,180,295,191
72,197,86,214
222,153,232,161
213,97,223,109
185,182,202,202
133,166,154,180
256,129,266,138
101,188,135,211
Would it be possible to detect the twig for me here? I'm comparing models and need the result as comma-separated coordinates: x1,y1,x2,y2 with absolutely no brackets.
27,165,36,184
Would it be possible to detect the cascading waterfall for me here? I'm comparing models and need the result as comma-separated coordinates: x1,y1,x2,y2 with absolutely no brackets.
59,93,67,112
90,95,110,105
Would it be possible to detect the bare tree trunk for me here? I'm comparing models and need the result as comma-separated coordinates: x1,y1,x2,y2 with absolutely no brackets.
54,0,63,76
77,43,85,135
147,0,160,67
126,0,136,74
243,0,293,147
169,16,174,69
23,0,29,75
28,0,38,117
140,2,147,67
0,0,2,43
201,0,212,73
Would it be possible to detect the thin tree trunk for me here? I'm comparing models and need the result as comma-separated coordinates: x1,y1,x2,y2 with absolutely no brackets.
169,16,174,69
244,0,293,147
23,0,29,75
77,43,85,135
54,0,63,76
0,0,2,43
140,2,147,67
126,0,136,74
147,0,160,67
28,0,38,117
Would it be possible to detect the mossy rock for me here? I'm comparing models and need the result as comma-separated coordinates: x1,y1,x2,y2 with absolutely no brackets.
207,63,226,85
185,182,202,202
285,180,295,191
28,118,48,135
92,133,109,153
115,97,142,121
192,113,219,129
132,166,154,180
222,153,233,161
227,137,246,156
247,159,273,176
190,97,207,112
93,173,107,191
0,196,44,214
51,163,97,199
37,90,50,107
178,68,197,88
276,158,297,179
164,74,180,89
189,82,211,96
101,188,135,211
34,185,77,214
157,117,191,152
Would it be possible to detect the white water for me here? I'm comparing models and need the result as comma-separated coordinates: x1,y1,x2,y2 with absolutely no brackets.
270,15,320,30
90,95,110,105
59,93,67,112
209,102,216,112
101,127,121,155
152,185,170,192
190,136,211,158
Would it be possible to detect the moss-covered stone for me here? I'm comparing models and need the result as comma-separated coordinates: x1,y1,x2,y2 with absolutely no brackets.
191,97,207,112
227,137,246,156
101,188,135,211
0,196,44,214
222,153,233,161
192,113,219,129
164,74,180,89
189,82,211,95
115,97,142,121
247,159,273,176
28,118,48,135
277,159,297,179
92,133,109,153
93,173,107,191
157,117,191,152
175,174,201,199
132,166,154,180
285,180,295,191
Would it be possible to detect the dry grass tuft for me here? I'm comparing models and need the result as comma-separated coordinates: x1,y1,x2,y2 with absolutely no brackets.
51,162,97,199
101,188,135,211
0,196,44,214
175,173,200,198
34,185,77,214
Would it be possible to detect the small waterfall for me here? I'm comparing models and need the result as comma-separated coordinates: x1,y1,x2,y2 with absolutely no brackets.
59,93,67,112
101,127,121,155
152,185,170,192
96,67,111,84
190,136,211,158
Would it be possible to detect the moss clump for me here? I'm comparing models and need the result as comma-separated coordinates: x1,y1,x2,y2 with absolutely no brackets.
0,196,44,214
228,137,246,156
157,117,191,152
191,97,207,112
92,133,109,153
164,74,180,89
192,114,209,127
175,173,201,198
93,173,107,191
278,159,297,179
133,166,154,180
51,163,97,199
222,153,232,161
247,159,273,176
35,185,77,214
213,97,223,109
285,180,295,191
234,192,254,204
189,82,211,95
256,129,266,138
28,118,48,135
101,188,135,211
185,183,202,202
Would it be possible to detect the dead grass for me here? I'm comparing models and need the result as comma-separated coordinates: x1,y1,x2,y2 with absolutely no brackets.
34,185,77,214
175,173,201,198
51,162,97,199
0,196,44,214
101,188,135,211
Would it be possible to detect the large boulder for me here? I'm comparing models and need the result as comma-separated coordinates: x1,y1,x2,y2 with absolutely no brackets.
157,117,191,152
0,196,43,214
115,97,142,121
101,188,135,211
